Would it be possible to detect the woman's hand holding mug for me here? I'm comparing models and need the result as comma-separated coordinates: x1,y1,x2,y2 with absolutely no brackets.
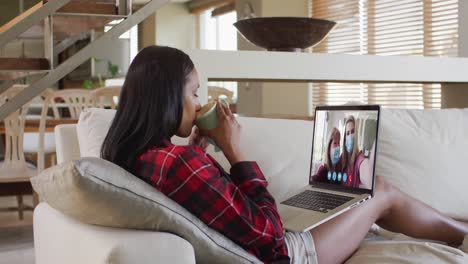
198,99,245,165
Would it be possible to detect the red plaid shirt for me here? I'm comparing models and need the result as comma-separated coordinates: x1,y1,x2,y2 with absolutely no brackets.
135,139,289,263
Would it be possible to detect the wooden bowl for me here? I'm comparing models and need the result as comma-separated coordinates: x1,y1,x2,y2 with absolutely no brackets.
234,17,336,52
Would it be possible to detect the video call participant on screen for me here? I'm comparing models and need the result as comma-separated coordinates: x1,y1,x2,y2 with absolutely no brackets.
311,127,343,183
342,115,366,188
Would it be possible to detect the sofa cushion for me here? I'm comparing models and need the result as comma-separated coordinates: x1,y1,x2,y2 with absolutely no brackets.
76,108,468,221
77,108,189,158
345,240,468,264
377,108,468,221
76,108,115,158
31,157,261,263
76,108,312,201
206,117,314,201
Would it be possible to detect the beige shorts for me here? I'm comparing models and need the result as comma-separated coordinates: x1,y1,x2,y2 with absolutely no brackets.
284,231,318,264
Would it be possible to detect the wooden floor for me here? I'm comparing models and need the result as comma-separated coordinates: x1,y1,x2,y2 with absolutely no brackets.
0,195,34,264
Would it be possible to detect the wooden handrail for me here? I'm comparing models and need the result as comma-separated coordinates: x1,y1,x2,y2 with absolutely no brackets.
0,1,43,34
0,0,72,47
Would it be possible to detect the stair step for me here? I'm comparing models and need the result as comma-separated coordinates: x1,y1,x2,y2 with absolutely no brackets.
57,1,117,15
52,15,119,36
0,58,50,71
2,1,125,41
17,14,125,40
42,0,118,15
53,12,127,19
0,71,49,81
1,1,119,35
1,0,167,121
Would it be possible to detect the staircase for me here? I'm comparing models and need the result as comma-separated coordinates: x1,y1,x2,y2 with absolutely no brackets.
0,0,169,120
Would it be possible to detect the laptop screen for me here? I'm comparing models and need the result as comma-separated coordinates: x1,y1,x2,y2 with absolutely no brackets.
309,106,379,193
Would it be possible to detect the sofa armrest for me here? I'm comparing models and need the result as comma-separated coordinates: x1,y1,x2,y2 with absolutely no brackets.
34,203,195,264
54,124,81,164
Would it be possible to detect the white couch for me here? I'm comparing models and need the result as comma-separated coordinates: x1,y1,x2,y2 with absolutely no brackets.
34,108,468,263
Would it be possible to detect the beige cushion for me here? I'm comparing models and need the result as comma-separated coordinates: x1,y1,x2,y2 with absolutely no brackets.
76,108,115,158
377,109,468,221
76,108,189,157
31,157,260,263
55,124,81,164
206,117,313,201
76,108,313,202
74,109,468,213
346,240,468,264
76,107,468,221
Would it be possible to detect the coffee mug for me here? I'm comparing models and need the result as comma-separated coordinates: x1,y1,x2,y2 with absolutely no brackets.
195,98,229,151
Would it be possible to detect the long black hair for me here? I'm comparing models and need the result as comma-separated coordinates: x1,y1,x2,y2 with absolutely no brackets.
101,46,194,172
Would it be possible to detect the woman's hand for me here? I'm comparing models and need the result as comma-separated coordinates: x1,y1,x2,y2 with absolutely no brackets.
199,99,245,165
189,127,209,151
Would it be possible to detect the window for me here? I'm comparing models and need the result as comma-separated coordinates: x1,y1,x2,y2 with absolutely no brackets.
311,0,459,109
104,20,139,62
199,9,238,102
199,9,237,51
313,111,328,162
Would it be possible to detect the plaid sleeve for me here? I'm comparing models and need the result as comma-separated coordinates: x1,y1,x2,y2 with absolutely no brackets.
136,145,288,262
230,161,279,211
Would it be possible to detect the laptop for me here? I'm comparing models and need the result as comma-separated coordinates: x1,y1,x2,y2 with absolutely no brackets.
278,105,381,232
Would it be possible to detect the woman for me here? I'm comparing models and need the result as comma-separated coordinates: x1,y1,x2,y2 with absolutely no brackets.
341,115,370,189
311,127,343,183
101,46,468,264
341,115,374,189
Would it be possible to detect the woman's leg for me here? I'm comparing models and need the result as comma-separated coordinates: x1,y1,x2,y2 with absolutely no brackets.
309,177,468,264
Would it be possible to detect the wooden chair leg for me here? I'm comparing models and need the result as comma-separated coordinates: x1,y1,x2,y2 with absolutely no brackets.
51,152,57,166
44,152,57,169
17,195,24,220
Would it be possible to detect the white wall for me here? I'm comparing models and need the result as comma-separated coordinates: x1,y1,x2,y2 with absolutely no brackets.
235,0,312,116
139,13,156,49
93,38,130,76
261,0,310,116
235,0,263,116
155,3,197,49
260,0,309,17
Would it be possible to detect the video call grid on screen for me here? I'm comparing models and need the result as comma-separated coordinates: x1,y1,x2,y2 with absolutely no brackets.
309,110,379,191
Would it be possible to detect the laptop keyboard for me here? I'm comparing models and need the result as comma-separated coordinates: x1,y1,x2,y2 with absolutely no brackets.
281,190,354,213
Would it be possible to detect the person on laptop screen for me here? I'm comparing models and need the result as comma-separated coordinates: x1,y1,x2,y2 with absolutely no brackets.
101,46,468,264
311,113,374,190
310,127,343,183
342,115,372,189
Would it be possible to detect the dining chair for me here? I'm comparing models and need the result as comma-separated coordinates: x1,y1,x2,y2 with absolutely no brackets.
91,86,122,109
30,89,93,172
0,85,37,220
22,88,92,178
50,89,94,119
23,88,56,173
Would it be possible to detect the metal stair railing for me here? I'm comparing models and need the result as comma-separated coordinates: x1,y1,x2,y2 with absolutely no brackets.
0,0,169,120
0,1,128,93
0,73,47,96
